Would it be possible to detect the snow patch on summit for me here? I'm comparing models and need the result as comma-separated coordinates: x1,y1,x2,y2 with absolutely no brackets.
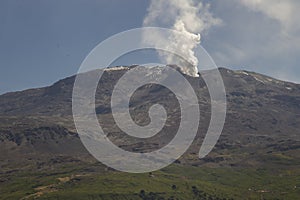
104,66,129,71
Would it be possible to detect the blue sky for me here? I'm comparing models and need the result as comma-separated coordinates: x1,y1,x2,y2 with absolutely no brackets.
1,0,299,94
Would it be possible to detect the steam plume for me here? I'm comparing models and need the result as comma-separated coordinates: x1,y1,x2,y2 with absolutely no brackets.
143,0,221,77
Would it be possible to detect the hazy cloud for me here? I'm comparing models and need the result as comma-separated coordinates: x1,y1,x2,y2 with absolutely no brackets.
203,0,300,83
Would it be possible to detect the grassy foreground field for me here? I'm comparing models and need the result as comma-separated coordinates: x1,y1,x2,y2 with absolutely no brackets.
1,163,299,200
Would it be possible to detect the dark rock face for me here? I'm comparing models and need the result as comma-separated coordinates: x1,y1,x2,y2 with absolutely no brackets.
0,66,299,169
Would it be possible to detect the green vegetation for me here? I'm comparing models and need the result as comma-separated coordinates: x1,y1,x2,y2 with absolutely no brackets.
1,163,299,200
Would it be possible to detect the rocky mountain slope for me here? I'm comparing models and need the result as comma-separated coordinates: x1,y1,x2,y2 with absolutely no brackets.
1,66,300,199
0,66,299,170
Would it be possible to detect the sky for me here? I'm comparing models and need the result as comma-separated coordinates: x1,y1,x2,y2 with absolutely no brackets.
0,0,299,94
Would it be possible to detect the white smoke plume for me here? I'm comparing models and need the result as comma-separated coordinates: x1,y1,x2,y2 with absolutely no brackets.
143,0,221,77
